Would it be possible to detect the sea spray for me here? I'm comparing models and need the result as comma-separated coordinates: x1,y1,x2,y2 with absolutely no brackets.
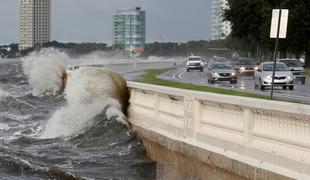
22,48,130,138
41,96,122,138
22,48,68,96
42,67,127,138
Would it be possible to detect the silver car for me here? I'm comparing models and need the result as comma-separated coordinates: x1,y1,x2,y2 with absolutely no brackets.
207,62,237,84
254,62,294,90
278,58,305,84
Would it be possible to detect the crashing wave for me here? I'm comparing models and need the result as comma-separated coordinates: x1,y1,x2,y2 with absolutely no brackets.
22,49,130,138
22,48,68,96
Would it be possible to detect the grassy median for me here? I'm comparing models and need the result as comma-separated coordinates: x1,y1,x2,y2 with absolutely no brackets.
305,68,310,77
135,69,270,100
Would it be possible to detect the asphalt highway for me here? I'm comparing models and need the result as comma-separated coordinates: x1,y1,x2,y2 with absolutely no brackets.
159,67,310,104
73,61,310,104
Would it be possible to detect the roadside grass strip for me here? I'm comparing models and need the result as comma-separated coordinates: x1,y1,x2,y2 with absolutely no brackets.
135,69,270,100
305,68,310,77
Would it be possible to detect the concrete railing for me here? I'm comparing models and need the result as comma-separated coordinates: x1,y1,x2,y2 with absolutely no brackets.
127,81,310,179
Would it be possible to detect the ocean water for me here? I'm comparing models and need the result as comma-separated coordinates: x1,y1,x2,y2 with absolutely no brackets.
0,52,156,179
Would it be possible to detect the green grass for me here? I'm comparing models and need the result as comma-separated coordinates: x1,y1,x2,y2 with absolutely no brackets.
305,68,310,77
135,69,270,100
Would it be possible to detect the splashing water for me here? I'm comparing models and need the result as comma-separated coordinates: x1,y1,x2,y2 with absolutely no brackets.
0,53,156,180
22,48,129,138
22,48,68,96
42,67,127,138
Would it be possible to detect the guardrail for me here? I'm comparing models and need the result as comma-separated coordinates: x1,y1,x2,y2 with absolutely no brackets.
127,81,310,179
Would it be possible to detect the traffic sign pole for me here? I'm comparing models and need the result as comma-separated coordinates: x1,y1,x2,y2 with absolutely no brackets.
270,10,282,100
269,9,288,100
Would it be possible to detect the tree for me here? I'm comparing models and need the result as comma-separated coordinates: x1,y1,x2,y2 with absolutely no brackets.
224,0,265,60
283,0,310,67
224,0,310,67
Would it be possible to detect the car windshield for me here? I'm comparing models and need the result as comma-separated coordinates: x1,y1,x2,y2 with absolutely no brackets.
212,63,232,69
188,58,201,61
215,57,228,62
279,60,303,67
263,63,288,71
239,59,255,65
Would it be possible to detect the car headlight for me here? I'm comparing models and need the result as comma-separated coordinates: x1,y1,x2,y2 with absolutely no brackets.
213,72,219,76
231,72,235,76
264,75,272,81
254,66,259,70
287,75,294,80
240,67,246,71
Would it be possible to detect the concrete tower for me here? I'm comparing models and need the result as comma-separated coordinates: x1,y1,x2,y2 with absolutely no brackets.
18,0,51,50
113,7,145,56
211,0,231,40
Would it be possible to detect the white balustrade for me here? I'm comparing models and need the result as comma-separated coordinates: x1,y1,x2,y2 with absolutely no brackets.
127,81,310,179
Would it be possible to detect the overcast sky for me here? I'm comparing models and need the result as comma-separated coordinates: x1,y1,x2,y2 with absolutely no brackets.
0,0,211,45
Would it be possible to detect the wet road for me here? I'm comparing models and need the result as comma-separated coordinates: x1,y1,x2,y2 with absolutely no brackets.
73,61,183,81
106,61,179,80
159,67,310,104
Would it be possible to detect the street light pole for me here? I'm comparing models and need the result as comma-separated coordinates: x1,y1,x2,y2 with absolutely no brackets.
186,43,189,57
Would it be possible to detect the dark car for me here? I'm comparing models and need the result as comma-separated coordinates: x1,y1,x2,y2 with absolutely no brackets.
237,58,258,76
278,58,306,84
213,56,230,63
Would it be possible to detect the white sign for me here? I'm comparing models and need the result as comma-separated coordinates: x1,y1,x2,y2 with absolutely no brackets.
270,9,289,39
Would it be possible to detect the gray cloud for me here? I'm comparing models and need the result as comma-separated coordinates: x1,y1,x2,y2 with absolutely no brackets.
0,0,211,44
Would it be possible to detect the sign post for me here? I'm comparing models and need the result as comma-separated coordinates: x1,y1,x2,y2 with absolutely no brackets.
270,9,289,100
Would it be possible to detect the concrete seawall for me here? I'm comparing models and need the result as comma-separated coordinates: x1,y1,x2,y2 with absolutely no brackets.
127,82,310,180
133,125,292,180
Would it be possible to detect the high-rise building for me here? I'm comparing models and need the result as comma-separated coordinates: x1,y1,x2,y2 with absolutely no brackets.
18,0,51,50
113,7,145,56
211,0,231,40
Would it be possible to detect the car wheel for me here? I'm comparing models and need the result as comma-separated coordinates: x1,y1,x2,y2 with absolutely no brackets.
289,86,294,90
259,79,265,90
282,86,287,90
230,80,237,84
186,69,189,72
210,80,215,84
200,68,203,72
301,78,305,85
237,72,240,78
260,85,265,90
254,84,258,90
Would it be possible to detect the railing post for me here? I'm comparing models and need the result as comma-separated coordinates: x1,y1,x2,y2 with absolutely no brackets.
244,108,254,144
129,89,136,111
193,99,201,139
183,96,196,138
154,93,159,124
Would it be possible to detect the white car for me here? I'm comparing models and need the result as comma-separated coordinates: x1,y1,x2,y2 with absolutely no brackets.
254,62,294,90
185,56,204,72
